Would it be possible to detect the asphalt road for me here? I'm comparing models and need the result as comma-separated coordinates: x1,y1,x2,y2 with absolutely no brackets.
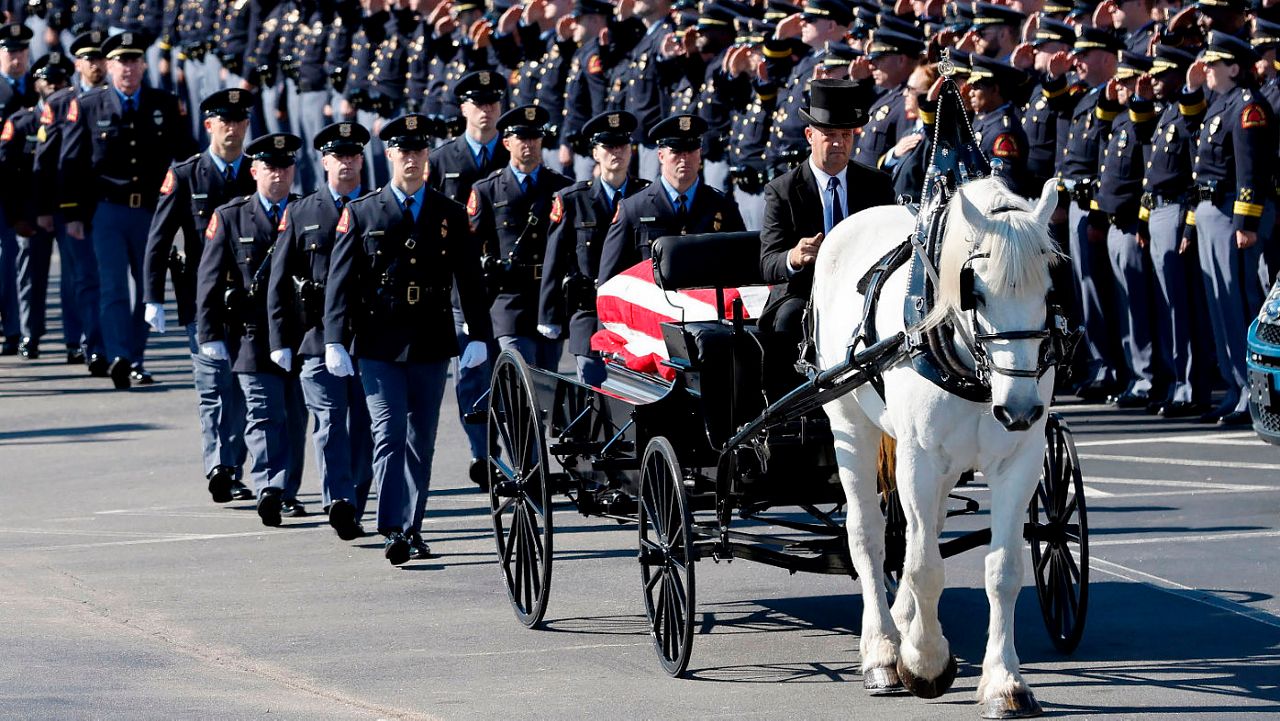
2,284,1279,720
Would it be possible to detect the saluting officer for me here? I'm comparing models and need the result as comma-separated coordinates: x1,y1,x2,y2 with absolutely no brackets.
323,114,492,565
539,110,649,386
605,0,674,181
853,29,921,169
427,69,509,489
598,113,745,284
143,88,256,504
196,133,308,527
59,31,195,389
966,56,1030,196
1187,32,1276,425
468,103,574,369
1019,17,1074,193
267,121,375,542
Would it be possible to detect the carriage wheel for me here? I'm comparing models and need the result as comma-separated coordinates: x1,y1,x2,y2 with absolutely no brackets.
638,436,697,677
488,350,554,628
1028,413,1089,653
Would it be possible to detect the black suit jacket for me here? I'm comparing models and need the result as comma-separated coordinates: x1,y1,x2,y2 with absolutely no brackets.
427,134,510,204
759,160,895,322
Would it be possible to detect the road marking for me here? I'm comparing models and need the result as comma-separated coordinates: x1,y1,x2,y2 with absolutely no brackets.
446,641,651,658
1077,454,1280,471
1085,476,1274,492
1092,529,1280,547
1092,557,1280,630
0,527,208,539
18,530,280,552
1075,431,1259,448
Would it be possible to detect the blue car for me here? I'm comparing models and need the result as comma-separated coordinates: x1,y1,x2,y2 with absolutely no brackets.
1247,278,1280,445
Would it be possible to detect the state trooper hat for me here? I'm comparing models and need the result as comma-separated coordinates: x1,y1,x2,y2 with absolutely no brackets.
1032,17,1075,47
31,51,75,83
200,88,255,121
498,104,551,138
650,114,708,151
1151,44,1196,74
967,55,1028,91
582,111,637,147
800,79,868,128
972,2,1027,28
102,32,149,60
1202,29,1260,65
801,0,854,26
1071,25,1124,55
379,114,433,150
245,133,302,167
70,30,107,59
315,121,371,155
1114,50,1154,80
0,23,33,50
455,70,507,105
866,28,925,59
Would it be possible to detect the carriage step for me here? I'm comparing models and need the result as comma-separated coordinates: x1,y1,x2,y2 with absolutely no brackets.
549,441,606,456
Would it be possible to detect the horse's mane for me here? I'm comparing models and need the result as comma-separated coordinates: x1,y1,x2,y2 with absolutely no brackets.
921,177,1060,331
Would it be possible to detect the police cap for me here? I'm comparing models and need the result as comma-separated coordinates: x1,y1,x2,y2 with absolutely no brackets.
0,23,33,50
498,104,551,138
1253,18,1280,51
1032,17,1074,47
967,55,1028,92
765,0,801,22
31,52,75,83
315,121,371,155
1041,0,1072,14
822,41,863,67
200,88,255,121
1071,25,1124,55
1202,30,1259,65
1195,0,1248,12
455,70,507,105
866,28,925,59
245,133,302,167
379,114,433,150
582,111,637,147
972,2,1026,28
1151,44,1196,75
697,2,738,31
1114,50,1154,80
102,32,148,60
801,0,854,26
650,114,708,151
70,30,107,59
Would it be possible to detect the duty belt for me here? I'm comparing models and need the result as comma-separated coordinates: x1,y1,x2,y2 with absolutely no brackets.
103,190,150,209
1067,178,1095,210
1141,191,1188,209
1195,182,1222,204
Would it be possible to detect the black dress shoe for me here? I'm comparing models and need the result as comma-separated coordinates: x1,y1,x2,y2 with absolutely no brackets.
281,499,307,518
408,532,433,559
328,500,362,541
1161,401,1208,419
257,488,283,527
1110,391,1150,408
18,337,38,359
0,340,17,356
1219,410,1252,426
229,480,255,501
108,357,131,389
66,347,85,364
1075,381,1114,402
1196,409,1225,424
129,366,155,384
207,465,234,503
86,353,109,377
384,532,411,565
469,458,489,490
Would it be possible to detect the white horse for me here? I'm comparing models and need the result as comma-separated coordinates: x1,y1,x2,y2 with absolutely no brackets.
813,177,1060,718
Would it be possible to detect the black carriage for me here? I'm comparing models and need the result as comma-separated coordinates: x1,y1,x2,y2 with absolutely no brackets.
476,230,1089,676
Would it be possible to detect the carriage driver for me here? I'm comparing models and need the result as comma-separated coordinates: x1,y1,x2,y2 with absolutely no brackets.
758,79,895,355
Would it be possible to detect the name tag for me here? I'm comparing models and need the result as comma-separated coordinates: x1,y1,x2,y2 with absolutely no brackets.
96,120,112,128
579,221,596,228
494,200,509,208
639,216,657,223
303,224,320,231
368,230,385,236
191,193,208,200
445,172,460,179
238,237,255,244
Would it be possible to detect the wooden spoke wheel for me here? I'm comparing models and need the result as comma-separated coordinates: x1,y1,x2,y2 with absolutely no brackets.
488,350,554,628
638,436,697,677
1027,412,1089,653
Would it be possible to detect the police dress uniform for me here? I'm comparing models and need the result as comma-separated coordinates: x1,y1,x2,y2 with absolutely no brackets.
144,88,257,500
726,31,781,232
196,133,307,525
598,114,746,283
59,32,196,388
853,29,922,169
322,115,493,562
0,23,37,353
266,121,374,537
281,1,338,194
606,15,674,181
337,7,394,188
560,0,619,181
540,111,649,385
968,57,1030,197
1188,32,1277,422
468,104,573,369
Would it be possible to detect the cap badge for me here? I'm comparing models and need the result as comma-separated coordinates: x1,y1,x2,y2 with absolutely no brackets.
406,115,418,130
608,114,620,128
228,89,240,103
525,107,537,121
339,123,351,137
122,33,133,45
479,72,491,85
274,135,286,149
678,116,691,131
9,25,20,37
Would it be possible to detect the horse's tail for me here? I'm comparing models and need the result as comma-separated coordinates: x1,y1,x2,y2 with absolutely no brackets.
877,434,897,498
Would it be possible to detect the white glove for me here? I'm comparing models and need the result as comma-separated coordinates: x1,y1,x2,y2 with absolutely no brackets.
144,302,166,334
200,341,229,360
536,323,562,340
325,343,354,377
270,348,292,371
460,340,488,369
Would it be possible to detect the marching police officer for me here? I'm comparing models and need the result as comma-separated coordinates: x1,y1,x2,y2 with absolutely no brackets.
323,114,492,565
144,87,256,504
58,31,194,388
0,22,36,355
598,113,745,284
468,103,573,369
539,110,649,386
196,132,308,527
267,120,375,541
1187,32,1276,424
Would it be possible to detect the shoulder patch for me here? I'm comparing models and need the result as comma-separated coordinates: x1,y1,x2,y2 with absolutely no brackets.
205,211,220,241
277,207,289,233
66,98,79,123
39,103,53,126
336,207,351,234
159,168,177,195
1241,103,1267,129
467,188,480,217
587,54,603,74
991,133,1020,159
0,121,12,143
550,194,564,224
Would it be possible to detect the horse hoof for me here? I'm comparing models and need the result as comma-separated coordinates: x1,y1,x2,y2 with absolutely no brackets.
896,655,958,699
863,665,904,695
981,689,1043,719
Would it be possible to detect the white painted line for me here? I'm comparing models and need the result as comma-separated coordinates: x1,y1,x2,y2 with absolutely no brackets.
1077,454,1280,471
1084,477,1274,492
1091,557,1280,630
0,527,207,539
1083,486,1114,498
19,530,281,552
1075,431,1258,448
1092,529,1280,547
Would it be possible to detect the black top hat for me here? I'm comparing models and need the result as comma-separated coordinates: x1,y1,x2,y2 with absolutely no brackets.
102,32,149,60
245,133,302,167
498,105,551,138
1151,44,1196,74
1032,17,1074,46
1072,25,1124,55
455,70,507,104
972,2,1026,27
70,30,107,58
650,114,708,151
1202,29,1260,64
31,51,75,82
200,88,255,121
801,0,854,26
379,114,433,149
799,79,869,128
314,121,371,154
1114,50,1154,79
867,28,925,58
0,23,33,50
967,55,1028,91
582,111,637,146
571,0,613,16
